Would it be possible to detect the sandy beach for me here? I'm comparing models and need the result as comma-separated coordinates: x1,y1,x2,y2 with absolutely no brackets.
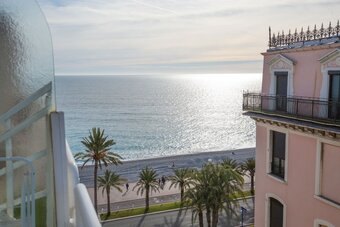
78,147,255,207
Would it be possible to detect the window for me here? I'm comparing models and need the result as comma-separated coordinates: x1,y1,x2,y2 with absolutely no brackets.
328,71,340,119
315,142,340,206
269,198,283,227
275,72,288,112
271,131,286,179
314,218,335,227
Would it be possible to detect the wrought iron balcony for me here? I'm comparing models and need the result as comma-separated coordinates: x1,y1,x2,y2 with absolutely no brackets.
243,93,340,126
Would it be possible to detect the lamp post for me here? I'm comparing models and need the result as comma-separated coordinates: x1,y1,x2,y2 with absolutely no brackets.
240,206,247,227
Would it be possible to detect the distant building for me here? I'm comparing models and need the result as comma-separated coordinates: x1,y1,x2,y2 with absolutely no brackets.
243,21,340,227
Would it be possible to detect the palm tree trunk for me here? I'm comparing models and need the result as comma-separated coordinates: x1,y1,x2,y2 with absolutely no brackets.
145,187,150,212
198,209,204,227
106,186,111,216
206,207,211,227
94,161,98,213
180,188,184,205
212,208,219,227
226,207,232,226
250,173,255,196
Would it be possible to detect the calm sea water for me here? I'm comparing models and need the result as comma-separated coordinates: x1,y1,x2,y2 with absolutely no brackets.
55,74,261,160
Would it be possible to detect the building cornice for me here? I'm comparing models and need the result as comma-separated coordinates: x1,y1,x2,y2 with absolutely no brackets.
244,112,339,139
261,43,340,56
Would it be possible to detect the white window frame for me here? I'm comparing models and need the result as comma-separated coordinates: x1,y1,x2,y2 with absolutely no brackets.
265,193,287,227
266,127,289,183
314,138,340,209
314,218,335,227
268,54,295,111
319,49,340,101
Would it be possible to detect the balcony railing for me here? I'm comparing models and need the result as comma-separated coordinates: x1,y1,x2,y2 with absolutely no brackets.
268,20,340,49
0,82,51,226
243,93,340,126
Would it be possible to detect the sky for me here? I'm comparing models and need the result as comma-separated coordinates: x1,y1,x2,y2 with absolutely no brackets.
37,0,340,75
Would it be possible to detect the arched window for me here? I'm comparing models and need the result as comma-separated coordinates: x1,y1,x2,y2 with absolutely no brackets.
269,197,284,227
266,194,286,227
314,219,335,227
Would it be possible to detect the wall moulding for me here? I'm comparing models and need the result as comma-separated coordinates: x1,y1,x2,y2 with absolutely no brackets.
254,117,340,140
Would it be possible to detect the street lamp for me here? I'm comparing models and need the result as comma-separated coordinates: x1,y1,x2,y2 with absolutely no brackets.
240,206,247,227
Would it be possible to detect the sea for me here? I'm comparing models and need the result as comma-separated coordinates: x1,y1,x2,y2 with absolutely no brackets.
55,74,261,161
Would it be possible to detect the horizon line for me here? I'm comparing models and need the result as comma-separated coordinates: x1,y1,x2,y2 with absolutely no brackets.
55,72,262,76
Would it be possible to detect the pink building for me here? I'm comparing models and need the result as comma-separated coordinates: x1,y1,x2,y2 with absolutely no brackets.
243,21,340,227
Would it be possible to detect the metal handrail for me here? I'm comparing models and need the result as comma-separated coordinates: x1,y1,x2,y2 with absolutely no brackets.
0,157,36,227
0,82,52,123
0,82,52,226
243,93,340,125
0,150,46,177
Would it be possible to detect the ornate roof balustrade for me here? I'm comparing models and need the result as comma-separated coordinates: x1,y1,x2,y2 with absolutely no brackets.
269,21,340,49
243,93,340,126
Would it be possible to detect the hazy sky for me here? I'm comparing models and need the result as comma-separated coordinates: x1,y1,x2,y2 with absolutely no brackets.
37,0,340,75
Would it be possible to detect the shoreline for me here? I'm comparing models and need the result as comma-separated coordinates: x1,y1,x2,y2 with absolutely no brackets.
78,147,255,168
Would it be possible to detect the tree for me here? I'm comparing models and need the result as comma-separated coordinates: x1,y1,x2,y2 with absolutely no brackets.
184,162,245,227
185,187,205,227
192,163,244,227
240,158,256,196
168,168,194,205
221,157,242,174
133,166,160,212
75,127,123,213
219,163,244,227
98,170,126,217
199,164,214,227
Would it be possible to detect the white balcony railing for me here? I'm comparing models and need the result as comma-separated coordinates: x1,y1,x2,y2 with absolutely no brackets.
0,157,36,227
0,81,101,226
0,82,52,226
51,112,101,227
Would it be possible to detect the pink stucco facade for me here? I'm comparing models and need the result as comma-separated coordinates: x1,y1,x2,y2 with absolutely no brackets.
262,43,340,99
253,42,340,227
255,126,340,226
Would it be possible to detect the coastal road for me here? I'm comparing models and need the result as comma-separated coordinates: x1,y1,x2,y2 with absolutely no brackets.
102,198,254,227
80,148,255,187
97,181,251,212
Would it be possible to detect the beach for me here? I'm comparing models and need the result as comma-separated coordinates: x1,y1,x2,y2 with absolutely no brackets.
78,147,255,208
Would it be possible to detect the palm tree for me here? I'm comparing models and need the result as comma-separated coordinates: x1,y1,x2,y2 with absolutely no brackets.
200,163,244,227
168,168,194,204
199,164,214,227
240,158,255,196
133,166,160,212
97,170,126,217
75,127,123,213
221,157,242,174
219,164,244,227
184,187,205,227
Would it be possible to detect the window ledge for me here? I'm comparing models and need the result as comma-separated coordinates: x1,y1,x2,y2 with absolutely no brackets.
267,173,287,184
314,195,340,209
